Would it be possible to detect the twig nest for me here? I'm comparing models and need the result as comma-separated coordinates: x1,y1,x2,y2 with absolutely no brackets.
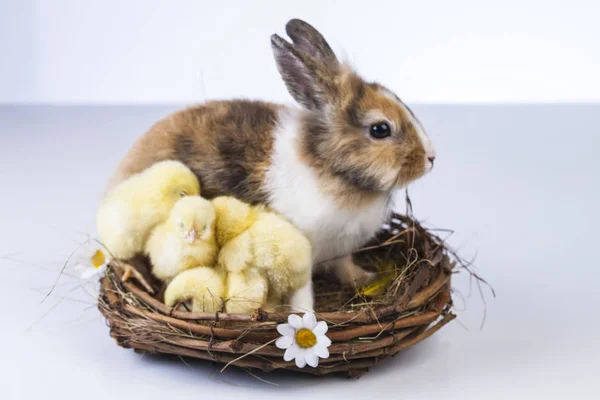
98,213,457,379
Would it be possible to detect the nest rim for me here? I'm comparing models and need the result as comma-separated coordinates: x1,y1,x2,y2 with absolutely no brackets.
98,213,456,379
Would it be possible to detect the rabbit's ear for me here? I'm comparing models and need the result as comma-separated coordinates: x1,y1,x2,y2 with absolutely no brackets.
285,19,339,70
271,33,337,111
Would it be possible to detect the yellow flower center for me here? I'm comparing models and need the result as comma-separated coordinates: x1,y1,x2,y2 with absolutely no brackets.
295,328,317,348
91,250,106,269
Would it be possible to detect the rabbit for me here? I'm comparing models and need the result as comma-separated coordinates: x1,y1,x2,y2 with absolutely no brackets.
106,19,436,311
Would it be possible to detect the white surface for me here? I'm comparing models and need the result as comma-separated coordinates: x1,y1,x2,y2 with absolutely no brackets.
1,105,599,398
2,0,600,104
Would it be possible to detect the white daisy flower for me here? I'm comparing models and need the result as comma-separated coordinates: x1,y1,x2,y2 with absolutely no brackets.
275,312,331,368
71,242,111,280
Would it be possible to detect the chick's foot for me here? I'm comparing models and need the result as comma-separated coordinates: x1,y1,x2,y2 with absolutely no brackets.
119,262,155,294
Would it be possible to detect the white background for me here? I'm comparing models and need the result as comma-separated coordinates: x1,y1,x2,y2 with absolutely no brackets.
1,1,600,399
1,0,600,104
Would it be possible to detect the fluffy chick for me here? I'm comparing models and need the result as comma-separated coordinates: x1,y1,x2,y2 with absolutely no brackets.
164,266,226,312
146,196,218,281
97,160,200,260
211,196,313,311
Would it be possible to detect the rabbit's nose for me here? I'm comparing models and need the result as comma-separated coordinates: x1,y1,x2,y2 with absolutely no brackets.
425,145,436,169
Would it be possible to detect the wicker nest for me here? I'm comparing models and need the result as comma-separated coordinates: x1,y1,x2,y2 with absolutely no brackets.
98,213,456,379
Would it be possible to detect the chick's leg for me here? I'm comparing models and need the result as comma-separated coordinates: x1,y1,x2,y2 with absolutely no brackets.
119,262,155,294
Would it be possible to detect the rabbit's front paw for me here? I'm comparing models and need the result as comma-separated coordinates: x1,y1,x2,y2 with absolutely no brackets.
334,255,376,287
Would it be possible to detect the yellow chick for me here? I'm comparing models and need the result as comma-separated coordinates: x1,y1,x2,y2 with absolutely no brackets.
164,266,226,312
146,196,218,281
97,160,200,260
211,196,313,312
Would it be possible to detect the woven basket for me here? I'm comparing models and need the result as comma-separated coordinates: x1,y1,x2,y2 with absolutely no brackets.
98,213,456,379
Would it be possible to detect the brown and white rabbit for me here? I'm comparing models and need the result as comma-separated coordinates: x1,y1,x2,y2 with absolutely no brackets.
107,19,435,311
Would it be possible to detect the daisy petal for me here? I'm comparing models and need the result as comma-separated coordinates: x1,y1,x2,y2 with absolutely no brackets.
277,323,295,337
305,348,319,367
317,335,332,347
73,263,86,272
295,353,307,368
313,343,330,359
288,314,303,329
284,343,299,362
276,336,294,349
80,268,98,280
313,321,328,335
302,312,317,329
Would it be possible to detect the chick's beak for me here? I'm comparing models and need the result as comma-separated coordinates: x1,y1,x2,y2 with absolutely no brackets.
186,228,198,243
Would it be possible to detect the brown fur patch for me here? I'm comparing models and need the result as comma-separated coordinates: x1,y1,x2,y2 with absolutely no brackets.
108,100,279,205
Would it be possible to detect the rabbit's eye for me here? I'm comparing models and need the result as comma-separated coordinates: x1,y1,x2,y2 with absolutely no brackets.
370,122,391,139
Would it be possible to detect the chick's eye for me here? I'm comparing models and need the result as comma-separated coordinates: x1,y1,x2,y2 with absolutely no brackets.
369,122,391,139
179,190,187,197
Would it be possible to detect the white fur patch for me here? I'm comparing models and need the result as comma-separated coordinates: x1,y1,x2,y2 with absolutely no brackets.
411,114,436,171
265,108,392,265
